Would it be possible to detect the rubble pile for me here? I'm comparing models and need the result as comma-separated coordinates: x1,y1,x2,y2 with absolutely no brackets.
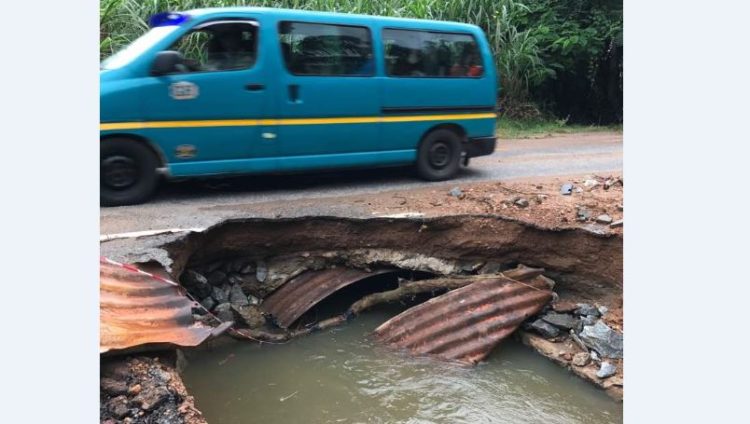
100,356,206,424
521,298,624,399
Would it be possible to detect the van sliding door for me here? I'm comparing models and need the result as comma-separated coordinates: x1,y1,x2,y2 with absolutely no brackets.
275,20,381,168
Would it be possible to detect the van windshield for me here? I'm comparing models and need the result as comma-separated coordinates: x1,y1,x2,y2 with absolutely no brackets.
101,25,180,70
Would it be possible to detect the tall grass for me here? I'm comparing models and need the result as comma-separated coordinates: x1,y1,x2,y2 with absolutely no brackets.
100,0,550,109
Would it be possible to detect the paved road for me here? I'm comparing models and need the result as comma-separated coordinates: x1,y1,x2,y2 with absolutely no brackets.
101,132,622,236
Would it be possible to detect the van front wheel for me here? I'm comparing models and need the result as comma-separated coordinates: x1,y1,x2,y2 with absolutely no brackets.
101,139,160,206
416,129,462,181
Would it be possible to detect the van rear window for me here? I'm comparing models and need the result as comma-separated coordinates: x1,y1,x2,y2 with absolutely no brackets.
279,21,374,76
383,29,483,78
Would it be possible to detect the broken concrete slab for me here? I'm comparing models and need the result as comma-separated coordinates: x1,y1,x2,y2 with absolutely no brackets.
575,303,601,317
579,321,623,358
528,319,561,338
541,312,581,331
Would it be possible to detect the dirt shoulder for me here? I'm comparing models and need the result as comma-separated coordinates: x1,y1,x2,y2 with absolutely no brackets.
233,172,625,235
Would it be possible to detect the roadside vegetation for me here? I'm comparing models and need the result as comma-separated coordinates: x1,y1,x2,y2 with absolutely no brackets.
100,0,622,128
498,118,622,139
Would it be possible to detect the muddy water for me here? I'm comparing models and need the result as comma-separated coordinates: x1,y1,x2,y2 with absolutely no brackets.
182,306,622,424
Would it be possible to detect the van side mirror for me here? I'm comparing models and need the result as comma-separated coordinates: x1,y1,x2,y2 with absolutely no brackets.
151,51,184,76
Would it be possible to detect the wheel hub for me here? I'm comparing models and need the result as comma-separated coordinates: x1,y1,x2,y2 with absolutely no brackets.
102,155,138,190
428,142,451,168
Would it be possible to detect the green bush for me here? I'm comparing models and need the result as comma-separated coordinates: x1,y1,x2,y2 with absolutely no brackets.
100,0,622,124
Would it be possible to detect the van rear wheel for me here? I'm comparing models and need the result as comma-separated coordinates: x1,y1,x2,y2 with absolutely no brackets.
416,129,462,181
101,139,160,206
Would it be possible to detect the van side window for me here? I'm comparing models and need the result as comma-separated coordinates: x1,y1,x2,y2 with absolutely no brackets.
169,21,258,73
279,21,374,76
383,29,483,78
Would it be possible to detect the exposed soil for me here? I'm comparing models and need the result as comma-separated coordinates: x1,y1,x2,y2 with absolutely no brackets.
197,172,624,234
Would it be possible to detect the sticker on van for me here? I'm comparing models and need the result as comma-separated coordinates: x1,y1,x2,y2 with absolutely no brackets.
169,81,199,100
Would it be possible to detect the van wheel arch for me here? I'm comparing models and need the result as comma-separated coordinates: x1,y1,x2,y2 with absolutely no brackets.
418,124,467,149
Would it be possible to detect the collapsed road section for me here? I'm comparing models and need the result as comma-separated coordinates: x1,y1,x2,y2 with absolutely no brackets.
101,215,623,422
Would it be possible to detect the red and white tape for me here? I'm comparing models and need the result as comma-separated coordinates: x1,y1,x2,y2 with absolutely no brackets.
100,256,179,287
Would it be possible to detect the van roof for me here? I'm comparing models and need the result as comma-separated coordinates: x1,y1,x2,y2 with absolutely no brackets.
186,7,481,33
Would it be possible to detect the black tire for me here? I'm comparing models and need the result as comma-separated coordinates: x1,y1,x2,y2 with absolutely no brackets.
101,139,160,206
416,128,462,181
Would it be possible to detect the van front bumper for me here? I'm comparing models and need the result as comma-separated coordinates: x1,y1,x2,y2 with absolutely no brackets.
464,136,497,158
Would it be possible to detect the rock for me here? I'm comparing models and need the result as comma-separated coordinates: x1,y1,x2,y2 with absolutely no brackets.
150,368,172,383
448,187,463,197
616,204,623,211
248,295,260,305
534,194,547,204
230,258,248,273
572,352,591,367
583,179,600,189
232,304,266,328
574,187,584,193
100,378,128,396
256,261,268,283
199,297,216,312
211,285,229,304
106,395,130,419
182,270,212,299
595,214,613,224
579,321,623,358
514,197,529,208
206,270,227,287
552,301,578,313
127,384,141,396
569,329,589,351
575,303,601,317
560,352,573,361
610,219,623,228
478,262,502,274
598,305,609,316
133,386,170,411
229,284,249,307
101,361,131,380
580,315,598,326
596,361,617,379
541,312,580,331
528,319,560,338
205,261,224,273
213,303,234,323
590,351,600,362
240,263,255,274
560,183,573,195
576,207,591,221
229,273,264,297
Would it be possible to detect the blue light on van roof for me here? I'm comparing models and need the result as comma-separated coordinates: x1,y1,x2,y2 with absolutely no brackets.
148,12,190,28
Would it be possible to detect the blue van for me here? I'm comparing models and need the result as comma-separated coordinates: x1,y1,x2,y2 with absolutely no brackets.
100,7,498,206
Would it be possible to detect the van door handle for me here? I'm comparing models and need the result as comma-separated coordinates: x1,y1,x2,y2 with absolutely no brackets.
245,84,265,91
288,84,300,102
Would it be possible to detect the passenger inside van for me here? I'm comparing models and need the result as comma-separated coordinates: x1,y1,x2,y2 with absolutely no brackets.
205,26,256,71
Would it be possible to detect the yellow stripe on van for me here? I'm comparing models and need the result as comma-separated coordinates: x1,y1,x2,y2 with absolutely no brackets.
99,112,497,131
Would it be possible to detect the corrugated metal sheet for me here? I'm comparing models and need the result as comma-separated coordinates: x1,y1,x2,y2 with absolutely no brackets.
100,261,225,353
262,268,392,328
372,274,553,365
